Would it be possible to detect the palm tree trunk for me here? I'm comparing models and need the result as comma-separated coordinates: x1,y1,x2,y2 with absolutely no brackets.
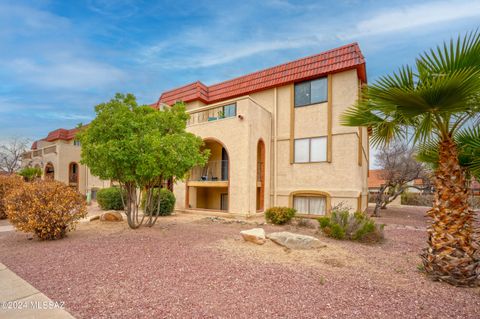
421,137,479,287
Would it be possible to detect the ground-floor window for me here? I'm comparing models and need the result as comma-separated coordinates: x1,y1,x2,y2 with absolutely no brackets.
293,196,326,215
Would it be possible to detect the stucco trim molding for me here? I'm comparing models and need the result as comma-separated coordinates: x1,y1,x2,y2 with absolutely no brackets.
288,190,332,214
327,74,333,163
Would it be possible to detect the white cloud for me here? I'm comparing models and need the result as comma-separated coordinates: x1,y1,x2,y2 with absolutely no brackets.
7,58,125,90
143,36,322,69
340,0,480,39
35,112,92,121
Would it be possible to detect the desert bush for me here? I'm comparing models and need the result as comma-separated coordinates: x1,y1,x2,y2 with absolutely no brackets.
401,192,434,206
468,196,480,210
0,175,23,219
5,180,87,240
318,205,384,243
18,167,42,181
141,188,176,216
368,192,379,203
265,207,296,225
97,187,125,210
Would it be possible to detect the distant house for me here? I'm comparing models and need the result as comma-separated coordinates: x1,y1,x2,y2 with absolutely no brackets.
369,169,479,195
21,127,109,198
368,169,425,194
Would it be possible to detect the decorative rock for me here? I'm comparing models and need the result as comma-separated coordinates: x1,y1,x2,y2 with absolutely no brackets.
240,228,266,245
267,231,325,250
100,211,123,222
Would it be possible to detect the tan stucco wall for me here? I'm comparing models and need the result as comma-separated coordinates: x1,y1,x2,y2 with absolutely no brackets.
174,68,368,216
174,97,271,215
22,139,108,195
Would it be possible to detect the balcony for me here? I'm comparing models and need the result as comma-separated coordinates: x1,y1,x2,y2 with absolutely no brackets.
23,145,57,159
188,160,228,187
187,103,236,126
43,145,57,155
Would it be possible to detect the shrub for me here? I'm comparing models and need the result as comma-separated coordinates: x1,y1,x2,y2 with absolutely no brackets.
5,180,87,240
97,187,125,210
401,192,434,206
265,207,296,225
141,188,176,216
0,175,23,219
318,205,384,243
18,167,42,181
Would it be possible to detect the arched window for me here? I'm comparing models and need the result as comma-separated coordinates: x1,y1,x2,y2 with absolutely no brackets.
44,162,55,180
256,139,265,211
68,162,79,189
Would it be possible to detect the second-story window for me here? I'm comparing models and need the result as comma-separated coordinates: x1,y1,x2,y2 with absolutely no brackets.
294,137,327,163
222,103,236,118
294,77,328,107
73,140,81,146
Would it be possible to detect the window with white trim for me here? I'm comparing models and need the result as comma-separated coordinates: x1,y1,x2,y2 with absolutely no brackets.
294,196,326,215
294,137,327,163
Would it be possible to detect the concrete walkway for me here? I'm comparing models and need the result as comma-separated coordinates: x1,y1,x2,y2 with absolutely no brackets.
0,263,75,319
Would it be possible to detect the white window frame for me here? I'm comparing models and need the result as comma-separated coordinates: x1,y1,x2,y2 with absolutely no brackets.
293,195,327,215
294,136,327,163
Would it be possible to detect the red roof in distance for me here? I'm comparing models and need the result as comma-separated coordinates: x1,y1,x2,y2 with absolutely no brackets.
158,42,366,106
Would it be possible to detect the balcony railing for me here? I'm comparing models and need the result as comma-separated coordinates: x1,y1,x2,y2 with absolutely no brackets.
187,103,237,126
43,145,57,155
22,152,32,160
22,145,58,160
190,160,229,181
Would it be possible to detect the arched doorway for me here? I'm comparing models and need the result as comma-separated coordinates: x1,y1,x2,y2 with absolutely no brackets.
256,139,265,211
44,162,55,180
68,162,79,189
187,138,230,211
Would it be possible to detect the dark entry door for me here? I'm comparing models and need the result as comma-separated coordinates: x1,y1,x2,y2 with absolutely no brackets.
220,193,228,211
221,147,228,180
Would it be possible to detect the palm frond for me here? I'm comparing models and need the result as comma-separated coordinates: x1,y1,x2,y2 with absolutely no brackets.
417,30,480,75
416,140,440,169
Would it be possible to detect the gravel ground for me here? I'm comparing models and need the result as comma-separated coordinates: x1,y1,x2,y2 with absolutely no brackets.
0,206,479,319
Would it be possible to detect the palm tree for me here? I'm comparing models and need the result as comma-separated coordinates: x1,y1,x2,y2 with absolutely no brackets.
342,31,480,287
417,125,480,182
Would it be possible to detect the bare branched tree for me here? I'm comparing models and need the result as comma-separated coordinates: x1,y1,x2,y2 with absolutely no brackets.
0,138,30,174
373,142,431,216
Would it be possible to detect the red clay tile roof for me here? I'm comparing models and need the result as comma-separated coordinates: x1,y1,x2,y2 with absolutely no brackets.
158,42,366,106
368,170,385,188
369,169,426,188
45,128,79,142
31,127,82,149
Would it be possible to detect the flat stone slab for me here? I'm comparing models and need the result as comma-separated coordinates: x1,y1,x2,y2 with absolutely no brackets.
100,211,123,222
0,225,14,233
267,232,325,250
240,228,266,245
0,263,75,319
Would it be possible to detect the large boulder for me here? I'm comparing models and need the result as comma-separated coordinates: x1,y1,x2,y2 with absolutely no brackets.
100,211,123,222
267,231,325,250
240,228,266,245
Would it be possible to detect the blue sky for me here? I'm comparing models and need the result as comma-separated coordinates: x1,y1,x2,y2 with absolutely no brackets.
1,0,480,144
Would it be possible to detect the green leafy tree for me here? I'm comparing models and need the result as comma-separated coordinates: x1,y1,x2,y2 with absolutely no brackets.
77,93,209,229
342,31,480,287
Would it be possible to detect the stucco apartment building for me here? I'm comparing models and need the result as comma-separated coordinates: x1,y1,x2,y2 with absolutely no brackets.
22,127,108,197
23,42,369,217
157,42,369,217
